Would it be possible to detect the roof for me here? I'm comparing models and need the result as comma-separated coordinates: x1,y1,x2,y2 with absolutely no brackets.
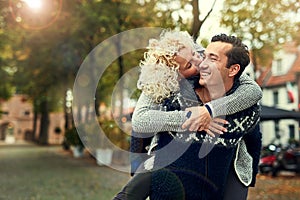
261,105,300,121
256,44,300,87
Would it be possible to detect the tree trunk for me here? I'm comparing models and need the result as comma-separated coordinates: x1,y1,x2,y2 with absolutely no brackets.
115,3,124,127
32,98,38,141
190,0,201,40
95,100,100,117
38,99,49,145
115,39,124,128
251,49,259,81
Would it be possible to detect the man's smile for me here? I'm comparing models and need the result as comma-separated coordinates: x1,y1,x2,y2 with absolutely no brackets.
200,71,211,77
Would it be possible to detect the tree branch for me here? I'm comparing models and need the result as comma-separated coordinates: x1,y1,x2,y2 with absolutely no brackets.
191,0,217,40
202,0,217,23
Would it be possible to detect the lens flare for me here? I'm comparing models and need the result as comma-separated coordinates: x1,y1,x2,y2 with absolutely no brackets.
9,0,63,30
22,0,42,10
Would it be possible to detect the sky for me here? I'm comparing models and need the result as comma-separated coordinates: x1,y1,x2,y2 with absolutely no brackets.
198,0,228,39
169,0,228,41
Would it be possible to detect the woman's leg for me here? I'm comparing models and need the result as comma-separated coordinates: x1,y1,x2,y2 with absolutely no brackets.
223,166,248,200
113,172,151,200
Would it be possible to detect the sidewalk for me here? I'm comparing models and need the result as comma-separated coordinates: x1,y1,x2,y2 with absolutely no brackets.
1,142,300,200
0,143,130,200
248,173,300,200
0,139,35,146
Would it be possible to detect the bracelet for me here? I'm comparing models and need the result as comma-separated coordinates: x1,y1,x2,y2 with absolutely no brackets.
186,111,192,118
204,104,212,117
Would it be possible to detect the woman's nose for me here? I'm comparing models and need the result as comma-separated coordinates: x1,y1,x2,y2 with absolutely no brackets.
191,65,200,72
192,54,203,67
191,60,201,72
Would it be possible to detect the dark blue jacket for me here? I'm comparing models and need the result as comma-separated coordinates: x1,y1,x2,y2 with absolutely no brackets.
148,79,260,199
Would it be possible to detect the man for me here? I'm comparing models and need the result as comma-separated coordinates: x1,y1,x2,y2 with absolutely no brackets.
182,33,262,199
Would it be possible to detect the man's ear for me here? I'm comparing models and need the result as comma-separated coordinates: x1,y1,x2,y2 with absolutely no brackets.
228,64,240,77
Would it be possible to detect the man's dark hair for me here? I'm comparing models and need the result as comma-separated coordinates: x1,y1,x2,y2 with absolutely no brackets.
211,33,250,79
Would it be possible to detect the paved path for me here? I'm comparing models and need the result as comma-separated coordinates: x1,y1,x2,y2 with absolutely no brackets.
0,142,130,200
1,142,300,200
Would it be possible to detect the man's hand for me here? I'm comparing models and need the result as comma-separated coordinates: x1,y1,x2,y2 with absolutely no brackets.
182,106,211,131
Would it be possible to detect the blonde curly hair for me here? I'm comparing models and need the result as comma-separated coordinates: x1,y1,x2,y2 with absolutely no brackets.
137,30,196,103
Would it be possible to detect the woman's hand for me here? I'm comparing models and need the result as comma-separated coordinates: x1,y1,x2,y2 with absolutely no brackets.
181,106,228,137
182,106,211,131
205,118,228,137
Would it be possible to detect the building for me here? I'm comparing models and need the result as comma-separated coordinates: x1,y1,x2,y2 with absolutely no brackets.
0,94,65,144
257,42,300,146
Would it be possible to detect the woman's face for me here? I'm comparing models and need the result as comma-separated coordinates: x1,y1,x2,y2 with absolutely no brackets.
175,46,202,78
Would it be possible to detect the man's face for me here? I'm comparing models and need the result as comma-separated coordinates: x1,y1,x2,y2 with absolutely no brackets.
175,46,202,78
199,41,233,90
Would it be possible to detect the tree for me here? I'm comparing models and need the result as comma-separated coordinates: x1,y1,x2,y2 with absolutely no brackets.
0,2,14,101
153,0,218,40
3,0,82,144
2,0,174,143
220,0,300,70
0,47,14,101
1,0,219,144
190,0,217,39
73,0,175,123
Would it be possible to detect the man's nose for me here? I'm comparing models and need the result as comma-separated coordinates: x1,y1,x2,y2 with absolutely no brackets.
199,59,209,70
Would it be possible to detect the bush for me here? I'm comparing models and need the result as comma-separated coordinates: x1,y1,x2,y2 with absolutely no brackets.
64,127,84,148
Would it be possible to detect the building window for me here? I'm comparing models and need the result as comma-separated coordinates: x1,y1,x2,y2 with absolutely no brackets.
273,91,279,105
276,59,282,73
289,125,295,139
272,58,284,75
